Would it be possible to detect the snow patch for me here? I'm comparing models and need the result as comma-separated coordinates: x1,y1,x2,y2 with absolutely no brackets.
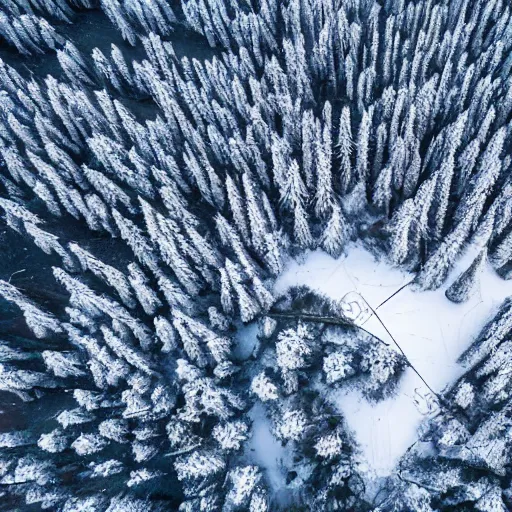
275,244,512,477
244,403,290,495
233,322,259,361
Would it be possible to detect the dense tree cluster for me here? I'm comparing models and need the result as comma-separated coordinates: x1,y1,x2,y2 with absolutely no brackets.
0,0,511,509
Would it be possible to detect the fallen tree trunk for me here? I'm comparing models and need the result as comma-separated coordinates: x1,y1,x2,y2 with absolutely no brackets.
267,310,390,346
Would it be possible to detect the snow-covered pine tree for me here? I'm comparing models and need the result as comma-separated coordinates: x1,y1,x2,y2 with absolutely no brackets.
415,211,476,290
314,102,334,217
321,203,351,258
0,280,62,339
445,249,487,303
337,106,353,194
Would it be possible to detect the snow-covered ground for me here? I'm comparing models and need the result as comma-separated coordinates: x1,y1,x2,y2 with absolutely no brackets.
273,244,512,478
233,322,259,361
243,403,293,502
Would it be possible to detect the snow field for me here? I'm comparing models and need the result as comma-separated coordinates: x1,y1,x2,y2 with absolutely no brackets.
273,244,512,477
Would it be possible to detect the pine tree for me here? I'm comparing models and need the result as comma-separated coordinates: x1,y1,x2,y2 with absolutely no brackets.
403,139,422,198
173,308,231,365
212,421,249,451
302,109,316,189
42,351,85,378
406,174,438,265
355,108,372,183
101,325,155,375
433,155,455,239
174,449,226,486
342,181,367,216
337,106,353,194
321,204,351,258
293,201,314,249
415,213,475,290
38,429,70,454
275,408,308,441
215,214,260,278
373,166,393,216
279,159,307,211
491,231,512,270
69,243,136,308
251,372,279,402
323,351,355,384
445,249,487,303
112,209,159,272
0,280,62,339
23,222,76,271
242,172,269,254
456,128,506,226
224,466,264,508
276,323,313,373
127,263,162,315
389,199,416,265
225,259,260,322
226,175,250,243
314,102,334,217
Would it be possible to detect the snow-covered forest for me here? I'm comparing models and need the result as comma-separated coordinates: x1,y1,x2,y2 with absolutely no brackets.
0,0,512,510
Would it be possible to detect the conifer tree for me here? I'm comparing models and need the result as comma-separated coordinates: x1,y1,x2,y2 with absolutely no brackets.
321,204,351,258
226,175,250,243
23,222,76,271
389,199,416,265
337,106,353,194
373,167,394,216
355,108,372,183
225,259,260,322
415,213,475,290
445,249,487,303
242,172,269,254
490,230,512,270
279,159,307,212
112,209,160,272
69,243,136,308
0,280,62,339
293,202,314,249
314,102,334,217
262,231,286,276
127,263,162,315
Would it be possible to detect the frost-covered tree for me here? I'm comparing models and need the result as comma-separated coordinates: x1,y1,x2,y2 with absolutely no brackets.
314,102,334,217
445,249,487,303
321,204,351,258
275,408,308,442
337,106,353,194
323,351,355,385
415,213,475,290
0,280,62,339
276,323,313,373
360,341,406,400
213,421,249,452
251,372,279,402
